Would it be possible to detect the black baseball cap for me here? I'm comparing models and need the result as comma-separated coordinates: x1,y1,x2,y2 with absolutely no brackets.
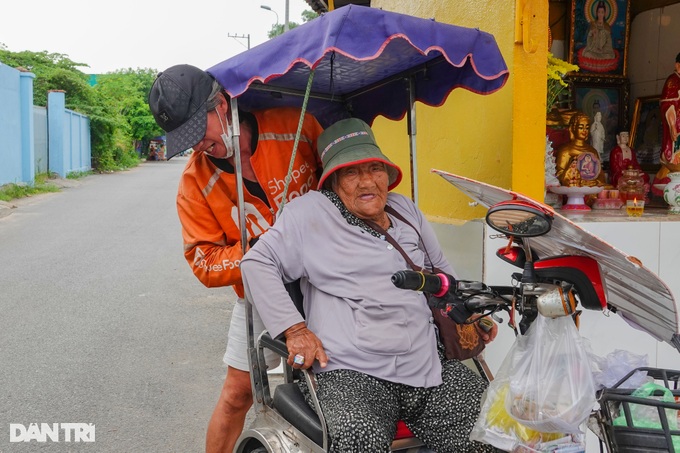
148,64,215,159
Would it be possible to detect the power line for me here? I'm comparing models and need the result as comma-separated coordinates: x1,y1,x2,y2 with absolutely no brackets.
227,33,250,50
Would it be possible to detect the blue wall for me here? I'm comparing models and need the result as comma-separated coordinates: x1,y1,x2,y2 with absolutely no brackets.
20,70,36,183
0,63,91,186
47,91,92,177
0,64,23,185
34,107,48,174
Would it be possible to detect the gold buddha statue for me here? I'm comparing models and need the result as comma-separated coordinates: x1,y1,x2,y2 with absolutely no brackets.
555,111,608,188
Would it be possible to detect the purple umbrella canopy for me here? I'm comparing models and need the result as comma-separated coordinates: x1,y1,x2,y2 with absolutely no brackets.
207,5,509,127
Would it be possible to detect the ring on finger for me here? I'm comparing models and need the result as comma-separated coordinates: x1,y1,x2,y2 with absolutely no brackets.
293,354,305,365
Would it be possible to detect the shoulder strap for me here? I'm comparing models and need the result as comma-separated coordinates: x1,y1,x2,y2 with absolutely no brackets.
363,207,422,272
385,205,417,230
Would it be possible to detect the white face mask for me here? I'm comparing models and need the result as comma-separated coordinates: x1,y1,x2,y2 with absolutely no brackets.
214,108,235,159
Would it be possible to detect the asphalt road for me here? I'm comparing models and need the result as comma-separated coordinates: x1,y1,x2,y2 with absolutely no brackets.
0,159,236,452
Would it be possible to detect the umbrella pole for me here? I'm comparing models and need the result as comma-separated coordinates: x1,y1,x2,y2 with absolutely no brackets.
230,98,248,257
230,99,265,404
407,76,419,205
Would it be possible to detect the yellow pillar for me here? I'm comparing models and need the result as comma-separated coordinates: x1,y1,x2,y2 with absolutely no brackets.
511,0,549,200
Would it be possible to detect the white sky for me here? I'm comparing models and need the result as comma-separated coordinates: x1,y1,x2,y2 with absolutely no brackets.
0,0,312,74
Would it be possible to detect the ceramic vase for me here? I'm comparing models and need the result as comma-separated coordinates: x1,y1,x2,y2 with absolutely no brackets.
663,172,680,214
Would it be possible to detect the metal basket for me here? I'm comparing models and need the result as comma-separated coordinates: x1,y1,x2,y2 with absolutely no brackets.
595,367,680,453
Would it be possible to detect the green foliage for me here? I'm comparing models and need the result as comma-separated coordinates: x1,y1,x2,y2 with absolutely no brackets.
66,170,93,179
93,68,161,170
301,10,318,22
0,48,156,173
95,68,163,142
0,180,60,202
267,9,319,38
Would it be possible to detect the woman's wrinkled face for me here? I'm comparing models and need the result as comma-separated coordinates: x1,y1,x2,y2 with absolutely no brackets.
333,161,389,222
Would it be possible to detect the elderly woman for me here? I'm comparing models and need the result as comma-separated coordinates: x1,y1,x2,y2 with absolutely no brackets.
241,118,497,453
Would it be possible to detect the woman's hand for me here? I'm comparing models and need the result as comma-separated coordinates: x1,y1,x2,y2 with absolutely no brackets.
469,314,498,344
284,322,329,370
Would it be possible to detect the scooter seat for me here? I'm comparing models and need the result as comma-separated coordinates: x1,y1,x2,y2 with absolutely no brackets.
394,420,415,439
272,383,324,446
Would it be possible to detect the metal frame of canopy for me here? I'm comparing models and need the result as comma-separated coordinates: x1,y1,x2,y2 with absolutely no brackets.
212,3,509,248
210,4,509,413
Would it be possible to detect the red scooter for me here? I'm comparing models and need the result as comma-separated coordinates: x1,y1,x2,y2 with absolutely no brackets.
391,198,680,453
392,199,607,338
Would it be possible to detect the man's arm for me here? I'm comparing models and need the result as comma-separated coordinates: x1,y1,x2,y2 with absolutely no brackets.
177,192,247,289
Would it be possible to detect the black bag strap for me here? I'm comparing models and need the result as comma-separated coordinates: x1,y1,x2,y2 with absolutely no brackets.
384,205,414,229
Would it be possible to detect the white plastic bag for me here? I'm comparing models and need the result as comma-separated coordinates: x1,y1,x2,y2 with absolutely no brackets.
588,349,649,390
470,316,588,451
506,314,596,434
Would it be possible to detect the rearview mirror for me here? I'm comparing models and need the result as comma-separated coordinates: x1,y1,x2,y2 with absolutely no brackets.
485,201,552,238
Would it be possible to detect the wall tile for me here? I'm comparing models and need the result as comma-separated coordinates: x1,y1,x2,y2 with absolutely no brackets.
629,8,661,84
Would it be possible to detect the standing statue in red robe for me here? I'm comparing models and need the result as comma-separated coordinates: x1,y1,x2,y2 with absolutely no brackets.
609,131,649,189
653,52,680,195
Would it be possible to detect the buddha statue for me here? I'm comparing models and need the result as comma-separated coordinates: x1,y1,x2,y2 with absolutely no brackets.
555,111,608,188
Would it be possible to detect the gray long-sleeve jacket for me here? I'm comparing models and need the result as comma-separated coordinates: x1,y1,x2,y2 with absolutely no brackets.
241,191,455,388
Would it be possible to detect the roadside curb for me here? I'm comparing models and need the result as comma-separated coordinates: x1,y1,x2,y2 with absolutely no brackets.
50,178,81,189
0,177,81,219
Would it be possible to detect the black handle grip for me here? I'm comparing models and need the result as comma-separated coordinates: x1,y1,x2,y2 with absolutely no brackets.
391,270,443,294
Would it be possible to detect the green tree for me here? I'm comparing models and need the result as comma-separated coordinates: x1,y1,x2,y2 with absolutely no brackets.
301,10,318,22
267,9,319,38
94,68,164,160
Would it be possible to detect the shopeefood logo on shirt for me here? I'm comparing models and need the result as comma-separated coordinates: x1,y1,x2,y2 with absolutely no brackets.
10,423,95,443
193,247,239,271
267,161,316,208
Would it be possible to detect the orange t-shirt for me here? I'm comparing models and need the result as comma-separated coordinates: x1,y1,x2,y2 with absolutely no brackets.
177,108,323,297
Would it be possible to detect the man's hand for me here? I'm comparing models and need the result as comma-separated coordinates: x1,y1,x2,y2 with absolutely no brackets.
284,322,328,370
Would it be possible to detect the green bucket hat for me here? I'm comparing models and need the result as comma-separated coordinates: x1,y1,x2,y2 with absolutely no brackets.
317,118,402,190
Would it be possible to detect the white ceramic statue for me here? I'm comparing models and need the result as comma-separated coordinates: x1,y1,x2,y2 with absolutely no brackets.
590,111,605,156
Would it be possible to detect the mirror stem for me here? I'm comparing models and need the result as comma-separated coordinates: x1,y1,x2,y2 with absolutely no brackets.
521,238,537,284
